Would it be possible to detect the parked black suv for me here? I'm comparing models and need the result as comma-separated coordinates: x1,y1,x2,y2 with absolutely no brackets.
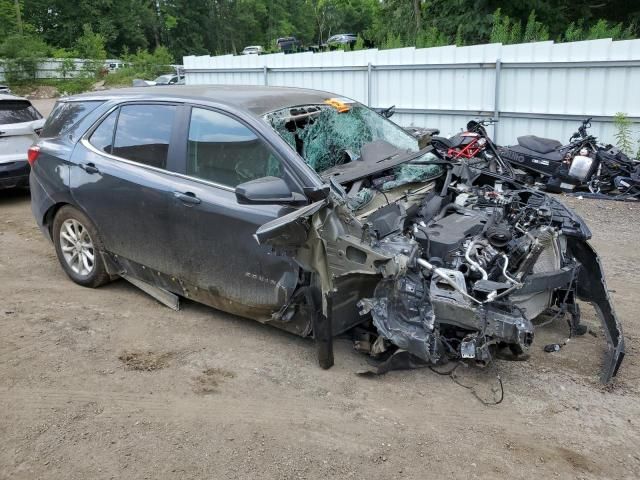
276,36,300,53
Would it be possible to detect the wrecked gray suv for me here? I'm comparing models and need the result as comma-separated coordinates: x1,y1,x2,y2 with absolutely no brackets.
30,86,624,382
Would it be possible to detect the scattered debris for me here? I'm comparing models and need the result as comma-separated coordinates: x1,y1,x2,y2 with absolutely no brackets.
26,86,59,99
192,367,235,394
118,351,175,371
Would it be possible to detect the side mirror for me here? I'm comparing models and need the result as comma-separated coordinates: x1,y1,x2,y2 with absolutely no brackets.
235,176,304,205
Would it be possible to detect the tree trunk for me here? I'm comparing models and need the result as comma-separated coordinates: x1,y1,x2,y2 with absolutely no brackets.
413,0,421,36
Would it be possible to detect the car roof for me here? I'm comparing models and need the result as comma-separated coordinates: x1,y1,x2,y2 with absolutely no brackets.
0,93,29,102
67,85,339,116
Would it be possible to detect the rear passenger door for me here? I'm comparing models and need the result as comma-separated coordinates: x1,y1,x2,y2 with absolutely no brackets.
70,102,186,278
166,106,303,320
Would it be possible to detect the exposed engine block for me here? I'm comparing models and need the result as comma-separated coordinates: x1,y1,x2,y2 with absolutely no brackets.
362,182,571,366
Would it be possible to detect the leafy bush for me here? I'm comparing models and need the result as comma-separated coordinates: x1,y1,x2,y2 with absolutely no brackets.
8,77,94,96
523,11,549,42
381,33,403,50
416,27,448,48
56,77,95,95
563,19,635,42
454,25,464,46
57,58,76,79
102,67,139,87
0,33,50,81
490,9,512,44
122,46,174,78
490,9,548,45
614,112,634,156
353,34,365,51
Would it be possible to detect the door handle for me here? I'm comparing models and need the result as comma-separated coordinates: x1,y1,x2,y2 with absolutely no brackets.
173,191,201,205
80,162,100,174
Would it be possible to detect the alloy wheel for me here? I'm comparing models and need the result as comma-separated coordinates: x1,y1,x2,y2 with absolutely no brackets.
59,218,96,277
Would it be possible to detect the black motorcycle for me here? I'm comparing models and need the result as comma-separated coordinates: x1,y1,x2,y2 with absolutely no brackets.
498,118,640,198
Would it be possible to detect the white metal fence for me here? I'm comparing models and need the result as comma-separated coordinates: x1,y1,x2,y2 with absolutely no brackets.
0,58,97,82
184,39,640,147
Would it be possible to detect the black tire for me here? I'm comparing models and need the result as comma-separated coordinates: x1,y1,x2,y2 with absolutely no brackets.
52,205,111,288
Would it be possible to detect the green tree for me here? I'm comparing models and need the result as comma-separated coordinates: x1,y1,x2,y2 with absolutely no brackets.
523,10,549,42
74,24,107,59
416,26,448,48
1,0,638,62
0,32,49,80
382,32,404,49
57,57,76,79
490,8,511,44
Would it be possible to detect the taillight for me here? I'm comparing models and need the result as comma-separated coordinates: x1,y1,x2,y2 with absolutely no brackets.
27,145,40,166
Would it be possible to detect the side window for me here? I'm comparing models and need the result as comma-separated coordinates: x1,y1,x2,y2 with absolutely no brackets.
40,100,103,138
187,107,283,188
113,104,176,169
88,109,118,154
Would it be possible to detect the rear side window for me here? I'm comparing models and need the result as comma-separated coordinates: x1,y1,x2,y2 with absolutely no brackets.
0,100,42,124
89,110,118,154
112,104,176,169
40,100,103,138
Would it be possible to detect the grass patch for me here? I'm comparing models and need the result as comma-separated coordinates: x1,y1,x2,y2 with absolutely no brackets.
103,67,139,87
8,77,96,96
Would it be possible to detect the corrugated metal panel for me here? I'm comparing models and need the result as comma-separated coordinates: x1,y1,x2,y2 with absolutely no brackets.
184,39,640,146
0,58,95,81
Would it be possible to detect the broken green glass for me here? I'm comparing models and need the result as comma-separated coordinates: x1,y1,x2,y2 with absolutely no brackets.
265,103,418,173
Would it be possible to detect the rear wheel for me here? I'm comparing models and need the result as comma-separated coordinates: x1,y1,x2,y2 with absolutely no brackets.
53,206,110,288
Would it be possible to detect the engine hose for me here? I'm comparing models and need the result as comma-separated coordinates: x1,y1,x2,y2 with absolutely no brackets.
464,240,489,280
418,257,525,305
417,258,482,305
500,254,521,286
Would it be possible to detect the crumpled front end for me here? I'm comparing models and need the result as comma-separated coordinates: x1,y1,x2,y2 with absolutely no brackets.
256,169,624,382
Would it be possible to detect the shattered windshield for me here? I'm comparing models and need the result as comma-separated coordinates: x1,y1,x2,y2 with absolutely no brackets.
264,100,423,173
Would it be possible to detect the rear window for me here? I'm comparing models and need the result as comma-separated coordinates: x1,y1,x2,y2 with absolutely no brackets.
40,100,104,138
0,100,42,125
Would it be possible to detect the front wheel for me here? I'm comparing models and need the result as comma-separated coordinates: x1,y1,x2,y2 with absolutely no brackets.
52,206,111,288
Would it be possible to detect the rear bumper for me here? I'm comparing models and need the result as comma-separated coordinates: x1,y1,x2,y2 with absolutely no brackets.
0,160,30,189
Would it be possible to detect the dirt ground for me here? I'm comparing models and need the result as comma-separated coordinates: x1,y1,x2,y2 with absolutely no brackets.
1,99,639,479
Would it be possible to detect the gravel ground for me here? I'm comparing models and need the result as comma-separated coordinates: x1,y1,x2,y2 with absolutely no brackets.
0,98,639,479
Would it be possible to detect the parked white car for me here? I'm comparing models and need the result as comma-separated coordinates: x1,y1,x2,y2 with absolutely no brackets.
105,60,126,72
0,94,45,189
132,73,185,87
242,45,263,55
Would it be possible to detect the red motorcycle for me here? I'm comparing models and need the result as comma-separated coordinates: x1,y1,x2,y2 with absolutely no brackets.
430,119,514,177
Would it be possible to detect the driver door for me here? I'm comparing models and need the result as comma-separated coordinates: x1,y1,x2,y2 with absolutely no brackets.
167,106,305,322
